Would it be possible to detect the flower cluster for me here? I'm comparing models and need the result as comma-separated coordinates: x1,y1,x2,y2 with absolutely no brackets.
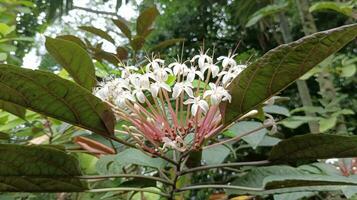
95,51,246,153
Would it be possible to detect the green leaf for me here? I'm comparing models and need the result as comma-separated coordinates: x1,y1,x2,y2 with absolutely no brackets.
0,100,26,119
246,3,288,27
228,121,267,149
112,19,132,39
79,26,115,44
136,7,159,36
274,192,316,200
0,23,15,36
223,23,357,125
309,2,353,17
340,64,356,77
130,36,146,51
279,116,320,129
319,116,337,133
0,64,115,136
0,132,9,140
202,145,230,165
263,105,290,116
258,135,281,147
269,134,357,162
149,38,186,52
96,148,167,174
45,37,96,90
56,35,87,48
228,165,357,196
0,144,87,192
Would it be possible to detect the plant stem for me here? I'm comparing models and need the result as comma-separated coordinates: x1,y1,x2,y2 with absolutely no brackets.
78,174,174,185
175,184,263,192
179,160,270,175
85,187,170,197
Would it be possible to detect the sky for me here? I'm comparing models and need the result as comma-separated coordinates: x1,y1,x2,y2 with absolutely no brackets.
23,0,139,69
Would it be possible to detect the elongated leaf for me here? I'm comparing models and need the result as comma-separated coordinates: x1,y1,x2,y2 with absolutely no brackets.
269,134,357,162
0,100,26,119
246,3,288,27
0,144,87,192
136,7,159,35
228,165,357,195
79,26,115,44
223,24,357,125
112,19,132,39
45,37,96,90
56,35,87,48
130,36,145,51
149,38,186,52
0,64,115,136
309,2,353,17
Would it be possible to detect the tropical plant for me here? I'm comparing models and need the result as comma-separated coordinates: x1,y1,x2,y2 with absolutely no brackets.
0,16,357,200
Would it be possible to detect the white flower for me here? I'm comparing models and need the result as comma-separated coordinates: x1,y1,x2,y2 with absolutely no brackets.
201,63,220,78
95,86,109,100
219,64,246,86
146,59,165,71
185,66,204,82
130,76,147,103
153,67,172,82
168,62,188,76
172,81,194,99
121,65,138,78
184,96,209,116
217,54,237,68
203,83,231,105
115,91,136,108
150,80,171,97
191,52,213,68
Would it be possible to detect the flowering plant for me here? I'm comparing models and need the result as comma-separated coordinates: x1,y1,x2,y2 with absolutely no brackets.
95,51,246,153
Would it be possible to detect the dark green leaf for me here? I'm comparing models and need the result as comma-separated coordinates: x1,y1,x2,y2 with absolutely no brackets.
45,37,96,90
0,144,87,192
112,19,132,39
228,165,357,195
56,35,87,48
79,26,115,44
116,47,128,60
0,132,9,140
269,134,357,162
130,36,145,51
0,100,26,119
223,23,357,125
136,7,159,36
93,50,119,66
149,38,186,52
0,64,115,136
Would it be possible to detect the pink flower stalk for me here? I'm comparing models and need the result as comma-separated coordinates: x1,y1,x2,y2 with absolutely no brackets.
95,52,246,153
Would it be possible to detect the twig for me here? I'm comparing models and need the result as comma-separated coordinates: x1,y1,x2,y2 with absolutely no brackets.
175,184,263,192
78,174,173,185
179,160,270,175
85,187,170,197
